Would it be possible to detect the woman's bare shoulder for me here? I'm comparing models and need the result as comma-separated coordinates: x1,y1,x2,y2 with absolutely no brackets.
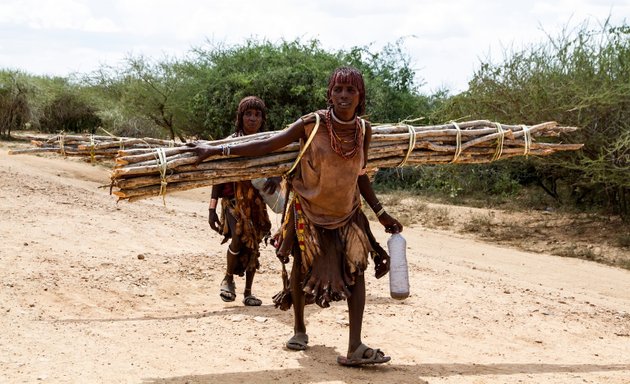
299,111,322,125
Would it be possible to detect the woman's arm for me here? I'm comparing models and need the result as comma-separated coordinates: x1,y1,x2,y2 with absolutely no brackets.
189,118,307,164
362,120,372,170
208,184,222,232
209,184,221,209
358,122,403,234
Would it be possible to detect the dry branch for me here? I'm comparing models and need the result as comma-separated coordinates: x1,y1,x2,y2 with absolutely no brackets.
8,133,185,160
110,120,583,201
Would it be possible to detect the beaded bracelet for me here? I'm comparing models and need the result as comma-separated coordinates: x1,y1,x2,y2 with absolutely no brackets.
375,207,386,217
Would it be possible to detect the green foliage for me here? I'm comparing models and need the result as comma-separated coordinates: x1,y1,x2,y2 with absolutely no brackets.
433,19,630,216
40,90,102,133
4,37,432,143
4,21,629,218
77,38,432,141
85,55,192,140
186,39,342,139
374,162,522,204
343,39,434,123
184,38,434,139
0,70,33,137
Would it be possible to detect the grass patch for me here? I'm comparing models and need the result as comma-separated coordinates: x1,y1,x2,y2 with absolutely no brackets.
461,212,496,234
552,244,597,261
364,193,429,228
617,234,630,248
425,207,453,228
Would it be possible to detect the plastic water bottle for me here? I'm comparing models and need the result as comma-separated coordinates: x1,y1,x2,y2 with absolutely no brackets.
387,233,409,300
251,178,285,214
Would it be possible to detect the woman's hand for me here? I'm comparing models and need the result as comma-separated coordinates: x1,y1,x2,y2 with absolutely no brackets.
272,232,290,264
208,208,221,233
379,212,403,234
185,142,221,165
374,252,390,279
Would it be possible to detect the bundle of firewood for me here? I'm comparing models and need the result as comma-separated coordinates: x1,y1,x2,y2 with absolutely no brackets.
110,120,583,202
8,133,182,162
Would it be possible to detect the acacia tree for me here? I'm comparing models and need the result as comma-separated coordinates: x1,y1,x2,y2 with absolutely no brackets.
88,55,193,141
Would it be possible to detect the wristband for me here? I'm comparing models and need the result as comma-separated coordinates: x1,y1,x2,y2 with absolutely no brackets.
375,207,386,217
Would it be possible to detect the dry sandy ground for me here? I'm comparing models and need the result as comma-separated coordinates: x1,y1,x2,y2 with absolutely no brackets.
1,142,629,384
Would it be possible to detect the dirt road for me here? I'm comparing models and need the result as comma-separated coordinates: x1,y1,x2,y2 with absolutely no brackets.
1,143,629,384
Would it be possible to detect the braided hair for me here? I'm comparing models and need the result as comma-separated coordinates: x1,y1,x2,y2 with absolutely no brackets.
235,96,267,134
326,67,366,116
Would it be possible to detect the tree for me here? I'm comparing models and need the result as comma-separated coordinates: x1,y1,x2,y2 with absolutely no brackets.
185,39,341,139
184,38,433,139
40,91,102,133
0,70,32,138
87,55,192,141
436,19,630,216
344,38,434,124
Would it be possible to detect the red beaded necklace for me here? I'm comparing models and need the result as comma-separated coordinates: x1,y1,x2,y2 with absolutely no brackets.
325,108,363,160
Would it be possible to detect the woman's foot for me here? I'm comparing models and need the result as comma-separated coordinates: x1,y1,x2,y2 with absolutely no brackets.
336,343,390,366
286,333,309,350
243,295,262,306
219,278,236,302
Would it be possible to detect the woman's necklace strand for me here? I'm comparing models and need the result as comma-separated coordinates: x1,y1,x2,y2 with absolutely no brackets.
330,109,356,125
326,109,362,160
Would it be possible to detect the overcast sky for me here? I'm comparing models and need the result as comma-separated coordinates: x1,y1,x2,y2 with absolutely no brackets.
1,0,628,93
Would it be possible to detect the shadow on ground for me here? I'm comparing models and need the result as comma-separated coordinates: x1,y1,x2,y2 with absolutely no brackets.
140,344,630,384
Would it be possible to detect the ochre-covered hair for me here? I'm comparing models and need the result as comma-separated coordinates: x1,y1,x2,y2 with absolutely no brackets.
326,66,366,116
235,96,267,134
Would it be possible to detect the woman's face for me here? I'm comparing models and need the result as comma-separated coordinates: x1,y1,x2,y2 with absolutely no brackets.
242,108,263,135
330,82,360,118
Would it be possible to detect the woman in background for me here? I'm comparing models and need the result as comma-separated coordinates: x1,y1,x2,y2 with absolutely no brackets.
208,96,278,306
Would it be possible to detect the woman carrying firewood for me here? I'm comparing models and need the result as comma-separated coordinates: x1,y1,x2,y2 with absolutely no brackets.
189,67,402,366
208,96,279,306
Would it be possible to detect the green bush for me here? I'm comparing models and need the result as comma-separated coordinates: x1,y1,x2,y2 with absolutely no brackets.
40,92,102,133
433,19,630,216
0,70,32,137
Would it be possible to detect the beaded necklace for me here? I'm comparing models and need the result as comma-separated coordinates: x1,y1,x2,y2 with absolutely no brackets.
330,109,356,125
325,108,363,160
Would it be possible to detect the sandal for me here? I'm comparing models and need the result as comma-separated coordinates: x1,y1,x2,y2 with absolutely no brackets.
336,343,391,367
220,279,236,302
243,295,262,306
286,333,309,351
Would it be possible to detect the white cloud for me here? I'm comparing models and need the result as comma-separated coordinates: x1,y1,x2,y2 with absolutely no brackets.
0,0,118,32
1,0,628,91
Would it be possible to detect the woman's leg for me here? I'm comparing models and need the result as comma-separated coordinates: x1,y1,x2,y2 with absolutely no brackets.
244,269,254,296
220,213,241,302
340,273,390,365
286,251,308,350
242,269,262,306
225,212,241,270
347,273,365,354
